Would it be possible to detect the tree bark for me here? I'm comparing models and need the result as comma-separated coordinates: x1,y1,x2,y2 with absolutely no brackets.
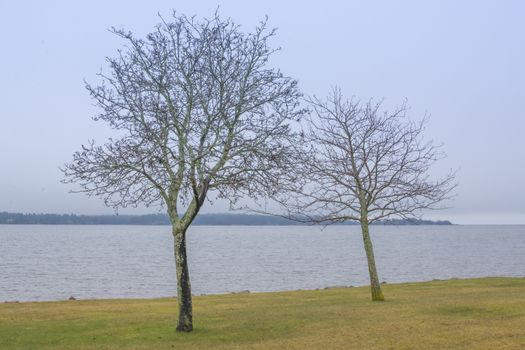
360,219,385,301
173,226,193,332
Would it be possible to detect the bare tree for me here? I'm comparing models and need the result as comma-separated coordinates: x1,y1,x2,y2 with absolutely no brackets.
62,13,303,331
276,88,455,301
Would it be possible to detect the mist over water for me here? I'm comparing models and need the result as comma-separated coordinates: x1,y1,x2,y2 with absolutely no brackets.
1,225,524,302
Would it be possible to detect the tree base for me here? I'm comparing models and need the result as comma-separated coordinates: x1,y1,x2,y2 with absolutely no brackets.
371,287,385,302
176,323,193,332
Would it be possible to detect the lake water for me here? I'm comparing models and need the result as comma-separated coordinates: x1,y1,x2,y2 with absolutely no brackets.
1,225,524,302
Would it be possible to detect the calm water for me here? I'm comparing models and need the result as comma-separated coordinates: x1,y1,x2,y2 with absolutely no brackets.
1,225,524,302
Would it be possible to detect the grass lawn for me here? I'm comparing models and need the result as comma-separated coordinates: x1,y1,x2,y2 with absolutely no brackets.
1,277,525,349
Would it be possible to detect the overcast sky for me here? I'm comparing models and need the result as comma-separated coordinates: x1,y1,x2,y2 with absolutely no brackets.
1,0,524,224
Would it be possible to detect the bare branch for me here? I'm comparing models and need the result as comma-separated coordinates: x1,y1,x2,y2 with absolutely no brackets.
62,12,305,226
273,88,456,225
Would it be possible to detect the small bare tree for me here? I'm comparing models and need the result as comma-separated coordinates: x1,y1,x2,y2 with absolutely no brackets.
62,13,303,331
276,89,455,301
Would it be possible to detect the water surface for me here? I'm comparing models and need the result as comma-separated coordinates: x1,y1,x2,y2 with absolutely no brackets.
1,225,524,301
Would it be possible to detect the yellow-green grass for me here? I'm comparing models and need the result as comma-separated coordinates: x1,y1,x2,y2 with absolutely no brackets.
1,277,525,349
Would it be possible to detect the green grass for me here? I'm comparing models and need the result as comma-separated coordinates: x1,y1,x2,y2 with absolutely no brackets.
1,277,525,349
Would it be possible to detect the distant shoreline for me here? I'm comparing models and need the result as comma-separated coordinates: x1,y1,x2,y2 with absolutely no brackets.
0,212,451,225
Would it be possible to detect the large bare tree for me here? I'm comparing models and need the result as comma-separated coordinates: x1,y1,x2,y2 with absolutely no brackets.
276,89,455,301
62,13,303,331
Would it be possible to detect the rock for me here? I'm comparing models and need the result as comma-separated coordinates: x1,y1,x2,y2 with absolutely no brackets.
231,290,250,294
324,285,351,290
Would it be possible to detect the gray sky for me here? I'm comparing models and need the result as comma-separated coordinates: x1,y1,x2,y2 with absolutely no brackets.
1,0,524,224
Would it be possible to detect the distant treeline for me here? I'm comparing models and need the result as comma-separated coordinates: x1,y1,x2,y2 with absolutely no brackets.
0,212,451,225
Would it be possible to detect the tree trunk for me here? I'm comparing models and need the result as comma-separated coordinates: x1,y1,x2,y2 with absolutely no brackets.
360,219,385,301
173,226,193,332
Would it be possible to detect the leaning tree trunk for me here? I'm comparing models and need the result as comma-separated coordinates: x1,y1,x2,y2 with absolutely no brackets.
359,219,385,301
173,226,193,332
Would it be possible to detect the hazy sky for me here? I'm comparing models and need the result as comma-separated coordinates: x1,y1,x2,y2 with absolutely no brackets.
1,1,524,224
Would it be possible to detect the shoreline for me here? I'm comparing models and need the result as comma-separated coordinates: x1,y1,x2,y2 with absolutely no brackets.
3,276,524,304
